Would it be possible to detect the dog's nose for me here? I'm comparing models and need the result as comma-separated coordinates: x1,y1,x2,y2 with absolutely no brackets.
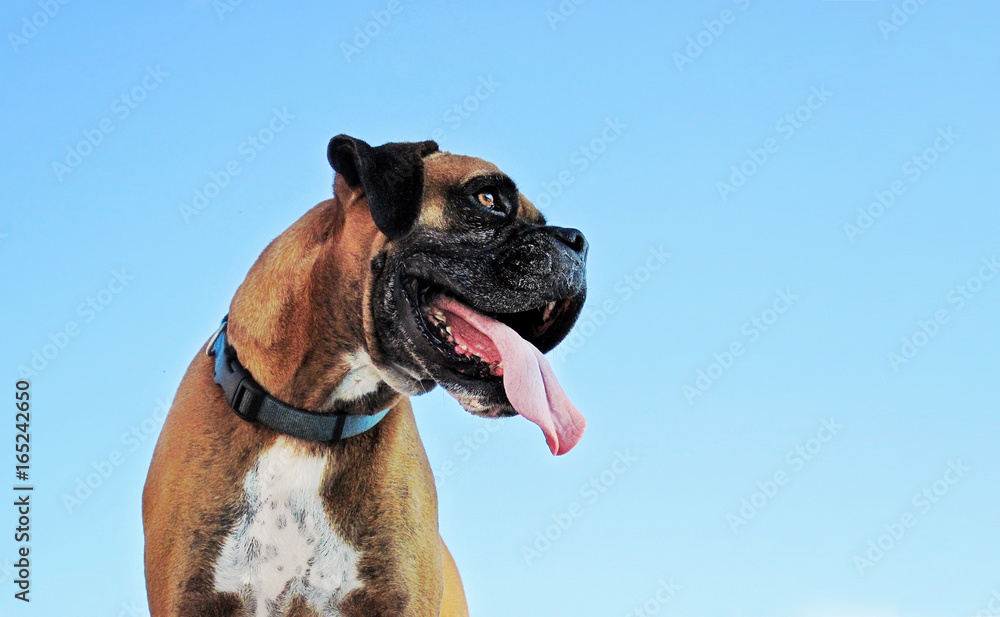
548,226,588,257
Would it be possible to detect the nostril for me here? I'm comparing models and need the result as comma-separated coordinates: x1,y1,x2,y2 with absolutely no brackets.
551,226,587,255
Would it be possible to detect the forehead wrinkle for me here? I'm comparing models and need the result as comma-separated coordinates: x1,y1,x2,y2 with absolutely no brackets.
423,153,500,188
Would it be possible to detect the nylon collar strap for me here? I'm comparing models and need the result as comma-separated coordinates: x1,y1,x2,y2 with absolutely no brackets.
207,317,389,442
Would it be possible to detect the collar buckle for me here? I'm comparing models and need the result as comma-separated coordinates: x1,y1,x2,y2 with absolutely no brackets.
230,375,263,422
210,321,263,423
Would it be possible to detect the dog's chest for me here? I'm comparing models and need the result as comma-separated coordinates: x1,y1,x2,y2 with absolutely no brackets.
213,438,362,616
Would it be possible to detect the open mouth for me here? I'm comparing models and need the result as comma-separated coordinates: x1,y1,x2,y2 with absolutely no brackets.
401,276,580,380
395,272,587,456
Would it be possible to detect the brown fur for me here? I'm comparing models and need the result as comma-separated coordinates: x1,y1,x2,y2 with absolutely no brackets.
144,151,530,616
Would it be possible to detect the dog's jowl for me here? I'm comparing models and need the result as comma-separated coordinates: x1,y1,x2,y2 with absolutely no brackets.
143,135,589,617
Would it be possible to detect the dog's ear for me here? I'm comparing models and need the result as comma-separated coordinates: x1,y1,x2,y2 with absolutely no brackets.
327,135,439,239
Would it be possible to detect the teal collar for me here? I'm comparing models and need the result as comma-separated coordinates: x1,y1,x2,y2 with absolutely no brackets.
207,317,390,442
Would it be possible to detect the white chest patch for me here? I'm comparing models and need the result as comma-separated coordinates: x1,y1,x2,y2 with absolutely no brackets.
213,438,362,616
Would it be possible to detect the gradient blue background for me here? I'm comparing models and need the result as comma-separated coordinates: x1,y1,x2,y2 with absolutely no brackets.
2,1,998,615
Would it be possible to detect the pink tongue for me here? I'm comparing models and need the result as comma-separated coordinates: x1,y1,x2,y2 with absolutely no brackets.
435,296,586,455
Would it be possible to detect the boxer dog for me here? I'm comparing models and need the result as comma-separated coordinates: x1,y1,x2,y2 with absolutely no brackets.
143,135,589,617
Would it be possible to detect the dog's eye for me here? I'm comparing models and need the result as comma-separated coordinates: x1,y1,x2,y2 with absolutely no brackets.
476,191,496,209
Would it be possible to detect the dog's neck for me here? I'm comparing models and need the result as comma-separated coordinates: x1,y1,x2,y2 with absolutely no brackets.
225,190,400,415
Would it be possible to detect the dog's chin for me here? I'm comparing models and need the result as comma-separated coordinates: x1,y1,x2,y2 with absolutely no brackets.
381,272,584,418
428,376,515,418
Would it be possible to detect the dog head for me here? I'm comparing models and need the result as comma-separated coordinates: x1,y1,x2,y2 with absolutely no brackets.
329,135,588,452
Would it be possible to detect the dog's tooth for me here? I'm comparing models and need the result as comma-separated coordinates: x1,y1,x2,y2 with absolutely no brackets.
542,301,556,321
445,326,452,335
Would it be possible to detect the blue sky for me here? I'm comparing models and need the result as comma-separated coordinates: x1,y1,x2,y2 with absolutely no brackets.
2,1,999,615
